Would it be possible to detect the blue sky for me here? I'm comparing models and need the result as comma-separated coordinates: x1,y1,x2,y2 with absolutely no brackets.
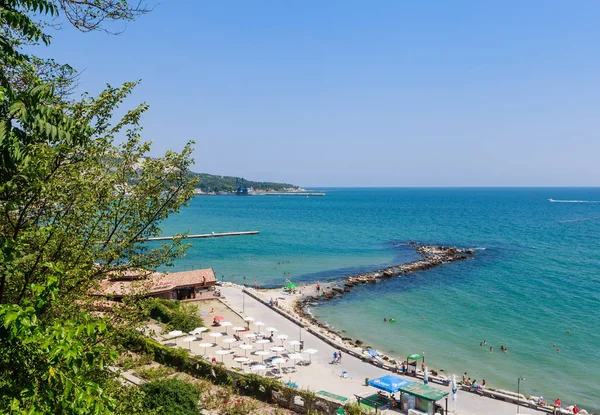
42,1,600,186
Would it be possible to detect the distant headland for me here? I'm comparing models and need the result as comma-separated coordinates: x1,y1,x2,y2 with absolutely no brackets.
191,173,323,196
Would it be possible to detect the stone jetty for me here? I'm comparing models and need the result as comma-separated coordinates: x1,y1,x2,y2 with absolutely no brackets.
293,242,475,326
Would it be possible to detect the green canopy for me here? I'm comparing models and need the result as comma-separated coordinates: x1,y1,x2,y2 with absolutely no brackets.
285,283,296,289
407,353,423,360
400,383,449,402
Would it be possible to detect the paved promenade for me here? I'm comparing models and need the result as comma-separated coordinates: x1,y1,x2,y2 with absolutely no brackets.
220,285,546,415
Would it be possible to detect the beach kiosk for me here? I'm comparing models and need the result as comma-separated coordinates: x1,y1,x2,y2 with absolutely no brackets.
399,383,449,415
360,375,413,412
406,353,425,376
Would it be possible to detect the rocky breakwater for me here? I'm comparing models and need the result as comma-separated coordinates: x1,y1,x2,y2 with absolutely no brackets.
293,243,475,330
343,243,475,289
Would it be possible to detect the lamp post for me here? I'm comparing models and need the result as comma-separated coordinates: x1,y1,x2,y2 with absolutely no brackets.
517,377,525,413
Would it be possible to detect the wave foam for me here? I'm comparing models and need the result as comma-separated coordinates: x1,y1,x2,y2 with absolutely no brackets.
548,198,600,203
558,216,600,223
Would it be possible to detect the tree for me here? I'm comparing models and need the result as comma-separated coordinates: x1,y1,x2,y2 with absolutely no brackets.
0,1,199,413
140,378,202,415
0,274,118,413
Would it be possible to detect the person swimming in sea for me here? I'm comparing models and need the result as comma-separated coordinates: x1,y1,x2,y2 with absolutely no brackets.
383,318,387,322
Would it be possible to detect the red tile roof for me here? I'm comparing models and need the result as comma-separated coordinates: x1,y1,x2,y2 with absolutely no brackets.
93,268,216,298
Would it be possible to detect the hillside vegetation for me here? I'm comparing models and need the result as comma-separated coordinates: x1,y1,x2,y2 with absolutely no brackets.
193,173,299,193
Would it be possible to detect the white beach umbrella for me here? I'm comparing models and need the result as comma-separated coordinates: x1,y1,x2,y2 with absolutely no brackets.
220,321,232,333
182,336,196,350
288,353,303,367
276,334,288,346
198,342,214,355
233,326,246,332
234,356,250,369
288,340,301,351
424,366,429,385
215,349,231,362
271,357,286,373
270,346,285,354
303,348,318,363
265,327,278,333
256,339,270,349
244,317,255,322
167,330,183,338
255,350,270,361
239,344,254,356
250,364,267,372
254,321,265,327
191,327,208,338
222,338,237,349
208,332,223,343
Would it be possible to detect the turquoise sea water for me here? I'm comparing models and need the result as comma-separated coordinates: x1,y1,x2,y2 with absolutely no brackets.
159,188,600,411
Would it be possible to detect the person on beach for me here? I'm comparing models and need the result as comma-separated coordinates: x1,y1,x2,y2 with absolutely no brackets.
471,379,478,389
333,351,338,364
481,379,486,389
316,282,320,292
462,372,468,383
573,404,579,414
553,398,561,414
338,350,342,363
465,378,472,386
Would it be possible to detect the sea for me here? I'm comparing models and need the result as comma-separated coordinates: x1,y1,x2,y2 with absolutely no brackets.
159,188,600,411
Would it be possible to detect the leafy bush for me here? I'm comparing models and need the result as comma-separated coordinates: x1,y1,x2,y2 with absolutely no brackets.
167,303,204,333
140,378,201,415
135,365,175,381
219,397,260,415
118,353,153,371
144,299,204,332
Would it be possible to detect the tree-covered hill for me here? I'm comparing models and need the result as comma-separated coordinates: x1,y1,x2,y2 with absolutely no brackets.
193,173,300,193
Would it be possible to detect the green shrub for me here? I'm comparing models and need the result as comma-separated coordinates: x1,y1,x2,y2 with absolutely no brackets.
166,303,204,333
144,299,204,333
135,365,175,381
118,353,153,371
140,378,201,415
344,402,366,415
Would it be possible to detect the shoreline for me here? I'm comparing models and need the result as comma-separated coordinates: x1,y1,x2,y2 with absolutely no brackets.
243,243,590,415
255,243,475,363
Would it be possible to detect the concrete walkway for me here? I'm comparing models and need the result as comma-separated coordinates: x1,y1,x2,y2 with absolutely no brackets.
220,285,546,415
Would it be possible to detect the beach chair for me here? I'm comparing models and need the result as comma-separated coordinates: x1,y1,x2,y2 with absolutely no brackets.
341,371,348,378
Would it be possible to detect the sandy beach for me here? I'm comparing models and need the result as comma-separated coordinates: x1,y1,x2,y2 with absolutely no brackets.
147,285,560,415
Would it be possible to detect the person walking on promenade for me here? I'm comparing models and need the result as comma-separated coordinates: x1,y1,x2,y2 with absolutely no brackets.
338,350,343,363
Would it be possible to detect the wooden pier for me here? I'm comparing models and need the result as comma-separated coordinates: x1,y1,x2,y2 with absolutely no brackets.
144,231,259,241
